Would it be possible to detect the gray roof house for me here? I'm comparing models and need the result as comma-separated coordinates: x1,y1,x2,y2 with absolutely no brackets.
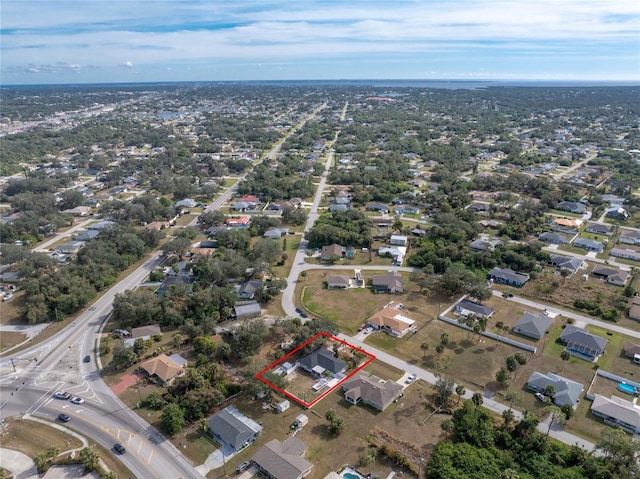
252,438,313,479
296,348,347,378
610,248,640,262
326,275,350,289
557,201,587,214
559,325,608,361
236,280,264,300
371,271,404,294
591,394,640,434
573,238,604,253
513,312,554,340
342,372,404,411
591,265,630,286
526,371,584,407
488,267,530,287
585,223,613,236
619,230,640,246
606,205,629,220
208,406,262,451
366,203,390,214
73,229,100,241
233,301,262,319
538,232,569,245
263,228,289,239
455,299,494,319
321,244,345,260
55,241,85,254
548,255,585,276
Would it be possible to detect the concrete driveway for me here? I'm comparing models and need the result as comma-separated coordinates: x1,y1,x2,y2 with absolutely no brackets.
0,448,38,479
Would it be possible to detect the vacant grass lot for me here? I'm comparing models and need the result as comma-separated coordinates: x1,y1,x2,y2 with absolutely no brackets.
0,330,27,352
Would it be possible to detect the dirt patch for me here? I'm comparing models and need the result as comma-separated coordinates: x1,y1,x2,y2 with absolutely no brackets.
110,371,146,395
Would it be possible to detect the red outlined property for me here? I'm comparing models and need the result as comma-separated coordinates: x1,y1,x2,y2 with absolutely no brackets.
256,332,376,408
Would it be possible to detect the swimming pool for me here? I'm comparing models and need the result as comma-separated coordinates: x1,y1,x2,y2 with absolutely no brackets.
618,382,636,395
343,474,360,479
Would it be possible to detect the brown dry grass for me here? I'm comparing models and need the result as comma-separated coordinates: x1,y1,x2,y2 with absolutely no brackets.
0,331,27,352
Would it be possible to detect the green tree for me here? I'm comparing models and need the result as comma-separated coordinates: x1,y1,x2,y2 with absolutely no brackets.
496,368,509,385
161,403,185,435
434,374,455,409
560,350,571,371
502,409,515,431
544,405,566,436
471,392,483,408
421,342,430,357
455,384,466,404
596,428,640,475
79,446,100,471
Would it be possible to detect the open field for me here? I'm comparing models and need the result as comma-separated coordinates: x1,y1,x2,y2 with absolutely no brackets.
0,331,27,352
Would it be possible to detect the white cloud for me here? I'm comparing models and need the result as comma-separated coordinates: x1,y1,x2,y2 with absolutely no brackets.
123,61,134,68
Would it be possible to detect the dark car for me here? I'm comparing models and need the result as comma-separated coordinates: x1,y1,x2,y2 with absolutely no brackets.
58,413,70,422
295,308,303,314
83,355,91,363
114,443,126,454
300,312,308,318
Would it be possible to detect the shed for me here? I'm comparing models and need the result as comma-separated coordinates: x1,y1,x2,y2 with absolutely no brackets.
276,400,290,413
295,414,308,429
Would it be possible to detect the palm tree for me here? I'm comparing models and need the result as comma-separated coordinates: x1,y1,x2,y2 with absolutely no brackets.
471,392,483,408
455,384,466,404
560,350,571,371
421,342,430,357
502,409,515,430
505,391,521,410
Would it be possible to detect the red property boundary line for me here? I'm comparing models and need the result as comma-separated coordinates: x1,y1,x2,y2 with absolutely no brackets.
256,331,376,408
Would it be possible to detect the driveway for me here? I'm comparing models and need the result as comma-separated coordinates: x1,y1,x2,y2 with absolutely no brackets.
0,448,38,479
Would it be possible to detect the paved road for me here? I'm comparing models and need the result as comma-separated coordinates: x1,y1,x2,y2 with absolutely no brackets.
0,103,330,479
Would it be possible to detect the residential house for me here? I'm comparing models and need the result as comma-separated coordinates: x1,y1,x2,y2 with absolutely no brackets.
411,228,427,237
208,406,263,451
629,296,640,321
366,203,390,214
371,271,404,294
326,275,350,289
556,201,587,214
478,219,502,229
601,194,626,205
372,218,394,228
585,223,613,236
559,325,607,361
389,235,408,246
175,198,196,208
591,394,640,434
140,353,184,385
342,372,404,411
328,204,349,212
513,312,554,340
572,238,604,253
366,302,416,337
526,372,584,407
233,301,262,319
73,230,100,241
378,246,405,266
236,280,264,300
623,342,640,363
238,195,260,203
552,218,582,229
610,248,640,262
87,220,117,231
488,267,530,287
606,205,629,221
156,276,195,297
63,206,91,217
321,244,345,260
619,230,640,246
230,201,257,212
394,205,420,215
263,228,289,239
225,217,250,228
166,260,192,278
548,255,585,276
538,232,570,245
470,238,501,251
333,197,351,205
55,241,85,254
296,348,347,378
455,299,494,319
125,324,162,348
591,265,629,286
252,438,313,479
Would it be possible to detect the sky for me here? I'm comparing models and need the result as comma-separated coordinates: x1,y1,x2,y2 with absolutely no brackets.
1,0,639,85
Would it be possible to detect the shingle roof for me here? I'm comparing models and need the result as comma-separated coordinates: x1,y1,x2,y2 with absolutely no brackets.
297,348,347,375
140,354,183,382
252,438,312,479
560,325,607,354
514,312,554,339
456,299,494,317
488,267,530,285
527,371,583,406
342,372,404,410
208,406,262,450
591,394,640,430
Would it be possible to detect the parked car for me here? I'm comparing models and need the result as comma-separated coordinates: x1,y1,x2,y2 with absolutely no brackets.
114,443,126,454
300,312,308,318
406,374,417,384
3,293,13,302
358,324,366,331
364,327,373,334
236,461,251,473
58,413,70,422
71,397,85,404
535,392,546,402
83,355,91,363
295,308,303,314
54,391,71,400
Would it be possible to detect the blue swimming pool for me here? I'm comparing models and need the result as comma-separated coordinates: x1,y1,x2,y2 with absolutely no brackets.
343,474,360,479
618,383,636,395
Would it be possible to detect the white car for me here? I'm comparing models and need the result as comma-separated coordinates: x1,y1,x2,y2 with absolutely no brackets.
363,327,373,334
535,392,546,402
3,293,13,302
406,374,417,384
71,397,85,405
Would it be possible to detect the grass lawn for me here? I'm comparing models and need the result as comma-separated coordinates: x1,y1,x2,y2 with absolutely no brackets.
305,253,393,268
0,330,27,352
1,416,133,479
271,235,301,279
